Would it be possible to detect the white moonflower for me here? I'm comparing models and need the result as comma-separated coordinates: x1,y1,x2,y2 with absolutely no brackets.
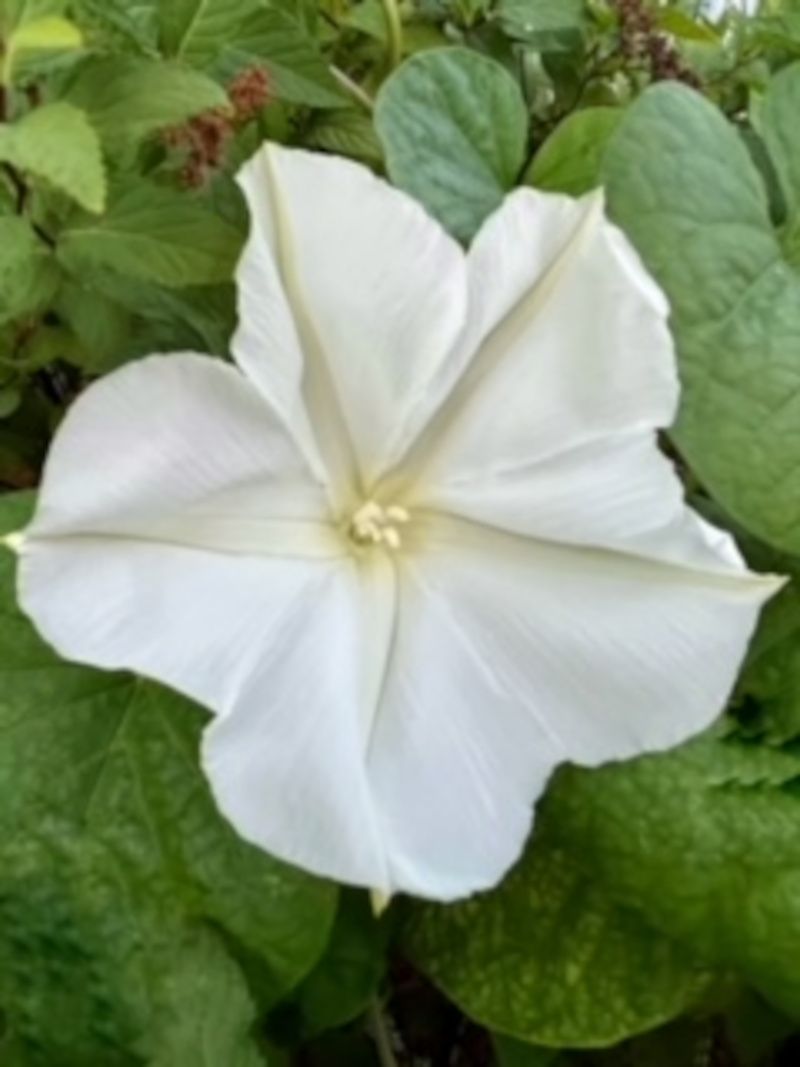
13,144,780,902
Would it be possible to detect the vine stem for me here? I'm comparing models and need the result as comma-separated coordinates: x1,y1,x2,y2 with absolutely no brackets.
369,1000,400,1067
329,64,375,111
380,0,403,69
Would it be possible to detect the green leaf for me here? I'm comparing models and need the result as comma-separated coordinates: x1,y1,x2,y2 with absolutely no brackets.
269,0,317,35
160,0,342,104
77,0,159,53
602,83,800,554
85,275,237,358
287,890,387,1041
149,927,268,1067
62,55,229,157
656,9,720,42
53,280,134,372
159,0,261,64
759,63,800,224
0,103,106,212
2,15,82,84
375,48,528,242
526,107,624,196
305,109,384,169
546,730,800,1018
344,1,446,53
221,8,345,108
58,181,243,287
344,0,397,41
0,217,59,324
0,826,267,1064
0,0,66,38
0,491,337,1004
403,831,714,1047
495,0,586,41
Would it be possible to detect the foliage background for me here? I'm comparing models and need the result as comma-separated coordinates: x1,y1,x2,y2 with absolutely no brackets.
3,0,800,1063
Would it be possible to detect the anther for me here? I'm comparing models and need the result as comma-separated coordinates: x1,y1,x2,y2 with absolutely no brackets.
348,501,410,552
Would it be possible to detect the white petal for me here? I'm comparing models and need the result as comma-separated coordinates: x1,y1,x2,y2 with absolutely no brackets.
26,353,332,542
401,189,749,581
235,144,469,494
19,538,341,714
23,455,400,892
418,429,747,573
19,351,343,711
202,556,398,891
367,520,780,901
394,188,678,496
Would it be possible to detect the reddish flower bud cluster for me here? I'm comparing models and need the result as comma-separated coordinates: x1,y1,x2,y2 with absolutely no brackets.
228,66,272,124
615,0,702,88
162,66,272,188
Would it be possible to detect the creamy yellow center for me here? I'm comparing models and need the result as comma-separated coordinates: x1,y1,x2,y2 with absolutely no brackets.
347,501,410,551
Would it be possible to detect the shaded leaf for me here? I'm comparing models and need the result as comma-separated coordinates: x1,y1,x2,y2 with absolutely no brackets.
0,217,59,325
0,826,266,1065
221,8,345,108
62,55,229,158
58,180,243,287
375,47,528,242
526,107,624,197
603,82,800,553
159,0,261,65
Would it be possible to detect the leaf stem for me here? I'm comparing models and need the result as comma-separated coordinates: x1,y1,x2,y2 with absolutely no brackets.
380,0,403,69
369,1000,399,1067
329,65,375,111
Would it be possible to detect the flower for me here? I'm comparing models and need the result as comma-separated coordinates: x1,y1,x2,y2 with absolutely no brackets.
14,144,781,901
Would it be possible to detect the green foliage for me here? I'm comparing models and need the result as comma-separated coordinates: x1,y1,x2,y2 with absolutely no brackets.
375,47,528,242
219,8,345,108
0,493,338,1052
3,1,800,1065
2,15,83,84
159,0,261,64
62,56,229,158
601,79,800,555
404,829,716,1047
57,180,243,287
0,216,59,323
525,106,623,196
289,891,387,1041
0,102,106,211
496,0,586,49
545,730,800,1019
0,828,267,1065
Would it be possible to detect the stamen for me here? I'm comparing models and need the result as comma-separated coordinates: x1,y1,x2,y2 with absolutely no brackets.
348,501,410,551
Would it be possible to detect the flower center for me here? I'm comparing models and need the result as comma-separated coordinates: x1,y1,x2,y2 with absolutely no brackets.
347,501,410,551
